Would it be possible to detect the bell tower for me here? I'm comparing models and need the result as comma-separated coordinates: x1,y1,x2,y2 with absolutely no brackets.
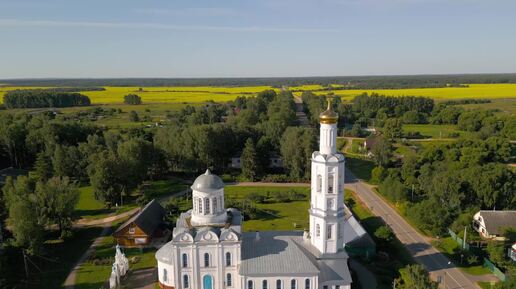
309,99,346,254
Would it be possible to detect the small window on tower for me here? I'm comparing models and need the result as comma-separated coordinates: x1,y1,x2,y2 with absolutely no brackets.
327,225,332,239
316,224,320,237
205,198,211,215
198,197,203,214
328,174,334,194
213,197,218,213
317,175,322,193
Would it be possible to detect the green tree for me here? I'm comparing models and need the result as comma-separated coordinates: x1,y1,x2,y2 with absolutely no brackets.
241,138,259,181
33,152,52,181
374,225,394,245
371,136,393,167
2,176,44,254
395,264,438,289
280,127,316,180
383,118,403,140
129,110,140,122
123,94,142,105
35,176,79,237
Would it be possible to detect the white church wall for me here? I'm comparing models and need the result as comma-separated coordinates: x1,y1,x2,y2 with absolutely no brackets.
242,275,318,289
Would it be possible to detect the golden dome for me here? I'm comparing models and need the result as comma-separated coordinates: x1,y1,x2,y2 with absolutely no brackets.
319,98,338,124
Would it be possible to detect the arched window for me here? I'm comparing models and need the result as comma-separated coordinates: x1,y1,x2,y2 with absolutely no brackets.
183,275,190,288
316,175,322,192
193,198,197,213
327,198,334,210
226,252,231,266
328,174,334,194
182,253,188,267
305,279,310,289
198,197,203,214
327,225,332,239
316,224,320,237
163,269,168,282
248,280,254,289
205,198,211,214
213,197,218,213
227,273,232,287
291,279,297,289
276,280,282,289
263,280,268,289
204,253,210,267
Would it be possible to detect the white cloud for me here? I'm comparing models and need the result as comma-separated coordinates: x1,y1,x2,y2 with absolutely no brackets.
133,7,237,17
0,19,339,33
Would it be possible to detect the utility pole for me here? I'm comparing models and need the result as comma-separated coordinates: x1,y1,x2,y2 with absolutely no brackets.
23,249,29,289
463,226,467,250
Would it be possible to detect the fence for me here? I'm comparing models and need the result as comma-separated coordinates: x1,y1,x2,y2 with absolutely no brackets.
448,228,470,251
483,258,507,282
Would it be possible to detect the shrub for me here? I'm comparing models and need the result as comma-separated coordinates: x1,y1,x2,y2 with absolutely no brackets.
124,94,142,105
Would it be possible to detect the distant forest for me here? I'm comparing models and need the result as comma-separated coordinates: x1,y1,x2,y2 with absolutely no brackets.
2,73,516,88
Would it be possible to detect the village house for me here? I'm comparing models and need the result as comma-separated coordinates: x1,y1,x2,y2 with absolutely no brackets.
113,199,167,247
472,210,516,240
229,152,283,169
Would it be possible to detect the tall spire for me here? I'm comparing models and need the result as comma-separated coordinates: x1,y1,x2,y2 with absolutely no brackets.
319,97,338,124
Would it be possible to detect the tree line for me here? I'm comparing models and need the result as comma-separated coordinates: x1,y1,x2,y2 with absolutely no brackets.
3,89,91,108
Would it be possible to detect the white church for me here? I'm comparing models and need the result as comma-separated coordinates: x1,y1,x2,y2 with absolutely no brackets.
156,102,368,289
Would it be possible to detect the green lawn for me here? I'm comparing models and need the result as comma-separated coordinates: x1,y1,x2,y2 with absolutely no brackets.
224,186,311,231
144,179,188,199
402,124,466,139
345,155,375,182
477,281,499,289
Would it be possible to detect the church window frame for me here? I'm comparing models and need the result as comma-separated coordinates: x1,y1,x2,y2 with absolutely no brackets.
316,224,320,237
204,253,210,267
182,253,188,268
183,274,190,288
305,279,310,289
327,225,333,239
226,252,232,266
291,279,297,289
316,174,322,193
248,280,254,289
263,280,268,289
327,198,334,210
163,268,168,282
205,198,211,215
328,173,334,194
213,197,218,213
198,197,203,214
276,280,282,289
227,273,232,287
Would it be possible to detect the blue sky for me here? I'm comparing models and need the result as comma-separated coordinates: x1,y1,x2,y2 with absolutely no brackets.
0,0,515,78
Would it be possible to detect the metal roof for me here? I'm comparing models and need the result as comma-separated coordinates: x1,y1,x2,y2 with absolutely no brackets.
240,231,320,276
479,210,516,235
191,169,224,193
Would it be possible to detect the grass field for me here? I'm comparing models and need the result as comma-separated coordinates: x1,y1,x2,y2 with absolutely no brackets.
403,124,467,139
2,83,516,105
224,185,311,231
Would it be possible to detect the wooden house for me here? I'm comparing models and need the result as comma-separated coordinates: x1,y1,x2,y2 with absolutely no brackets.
113,199,166,247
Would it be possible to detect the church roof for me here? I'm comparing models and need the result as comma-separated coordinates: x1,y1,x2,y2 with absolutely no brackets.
240,231,319,276
239,230,352,285
191,169,224,193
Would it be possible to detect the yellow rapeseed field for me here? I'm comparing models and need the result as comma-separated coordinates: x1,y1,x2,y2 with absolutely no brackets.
312,84,516,101
0,84,515,104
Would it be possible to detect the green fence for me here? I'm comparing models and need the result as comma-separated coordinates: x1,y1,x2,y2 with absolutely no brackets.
483,258,507,282
448,228,470,251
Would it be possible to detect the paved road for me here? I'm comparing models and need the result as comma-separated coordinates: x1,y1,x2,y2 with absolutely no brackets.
344,169,479,289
